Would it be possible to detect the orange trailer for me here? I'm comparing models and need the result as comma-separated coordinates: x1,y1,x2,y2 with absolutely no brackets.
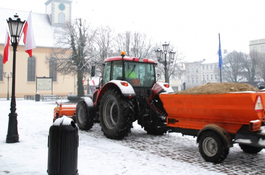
159,91,265,163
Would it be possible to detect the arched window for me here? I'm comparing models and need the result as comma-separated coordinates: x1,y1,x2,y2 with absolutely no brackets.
27,57,36,81
0,55,3,81
58,12,65,23
49,58,57,81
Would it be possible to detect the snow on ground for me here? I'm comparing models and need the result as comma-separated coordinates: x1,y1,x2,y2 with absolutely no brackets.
0,99,265,175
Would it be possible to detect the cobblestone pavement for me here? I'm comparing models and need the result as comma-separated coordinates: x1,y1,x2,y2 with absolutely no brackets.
87,123,265,175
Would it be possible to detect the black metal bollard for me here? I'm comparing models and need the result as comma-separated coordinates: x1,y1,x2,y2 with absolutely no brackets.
35,93,40,101
47,117,79,175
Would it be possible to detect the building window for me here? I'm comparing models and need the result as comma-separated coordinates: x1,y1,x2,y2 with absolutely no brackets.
49,58,57,81
260,46,264,52
211,74,213,80
253,47,257,53
0,55,3,81
210,65,212,69
207,75,209,80
58,12,65,23
27,57,36,81
203,75,205,80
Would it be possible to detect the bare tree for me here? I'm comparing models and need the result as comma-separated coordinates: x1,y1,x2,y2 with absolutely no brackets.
46,19,97,97
254,52,265,82
222,51,245,82
94,25,115,75
242,51,258,85
114,31,153,58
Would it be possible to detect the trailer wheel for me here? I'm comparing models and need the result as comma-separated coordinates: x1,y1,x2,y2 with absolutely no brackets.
199,131,229,163
99,89,132,140
239,144,263,154
144,126,167,135
76,100,94,130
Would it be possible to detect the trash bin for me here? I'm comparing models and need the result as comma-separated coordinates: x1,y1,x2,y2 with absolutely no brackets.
35,93,40,102
47,116,79,175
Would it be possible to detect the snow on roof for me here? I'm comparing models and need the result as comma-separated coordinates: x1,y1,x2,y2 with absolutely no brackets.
0,8,57,47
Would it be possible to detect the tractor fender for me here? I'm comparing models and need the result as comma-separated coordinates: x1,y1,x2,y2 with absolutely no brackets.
197,124,233,148
152,82,174,99
100,80,136,97
81,97,94,107
156,82,174,93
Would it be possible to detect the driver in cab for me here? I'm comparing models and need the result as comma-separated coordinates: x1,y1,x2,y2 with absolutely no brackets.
125,65,139,85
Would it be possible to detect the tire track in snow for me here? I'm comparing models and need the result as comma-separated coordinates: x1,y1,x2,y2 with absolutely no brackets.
81,123,265,175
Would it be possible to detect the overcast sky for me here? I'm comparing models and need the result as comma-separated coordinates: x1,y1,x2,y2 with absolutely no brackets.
2,0,265,61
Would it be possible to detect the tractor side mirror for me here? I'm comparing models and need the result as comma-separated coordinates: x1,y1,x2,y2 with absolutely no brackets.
91,66,95,77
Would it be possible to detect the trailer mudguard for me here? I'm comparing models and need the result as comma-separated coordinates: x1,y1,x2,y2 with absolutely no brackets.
197,124,233,148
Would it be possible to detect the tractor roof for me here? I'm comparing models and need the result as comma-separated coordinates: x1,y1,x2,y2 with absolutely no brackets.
104,56,156,63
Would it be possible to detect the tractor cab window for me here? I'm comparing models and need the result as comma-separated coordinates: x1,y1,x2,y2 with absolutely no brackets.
125,62,155,87
103,62,111,85
112,61,123,80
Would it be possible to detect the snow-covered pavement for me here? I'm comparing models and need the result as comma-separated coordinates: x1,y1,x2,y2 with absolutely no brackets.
0,99,265,175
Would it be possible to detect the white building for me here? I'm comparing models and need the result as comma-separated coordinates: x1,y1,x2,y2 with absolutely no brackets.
184,50,229,89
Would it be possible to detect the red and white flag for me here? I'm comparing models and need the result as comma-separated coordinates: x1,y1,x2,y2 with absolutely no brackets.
3,29,10,64
23,12,36,57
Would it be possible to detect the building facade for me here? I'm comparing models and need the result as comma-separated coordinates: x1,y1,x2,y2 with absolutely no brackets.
249,38,265,53
0,0,86,98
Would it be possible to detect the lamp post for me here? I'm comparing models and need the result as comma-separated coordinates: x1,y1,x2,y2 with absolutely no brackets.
155,42,176,83
3,72,12,100
6,14,25,143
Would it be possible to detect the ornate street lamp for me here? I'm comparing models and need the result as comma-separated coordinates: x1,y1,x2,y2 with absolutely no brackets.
155,42,176,83
3,72,12,100
6,14,25,143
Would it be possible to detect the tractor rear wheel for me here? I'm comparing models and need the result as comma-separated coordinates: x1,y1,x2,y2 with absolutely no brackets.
99,89,132,140
76,100,94,130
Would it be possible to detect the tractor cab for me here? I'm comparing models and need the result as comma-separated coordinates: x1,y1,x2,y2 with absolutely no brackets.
102,54,156,88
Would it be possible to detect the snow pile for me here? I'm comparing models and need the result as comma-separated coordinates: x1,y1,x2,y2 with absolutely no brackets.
53,116,74,126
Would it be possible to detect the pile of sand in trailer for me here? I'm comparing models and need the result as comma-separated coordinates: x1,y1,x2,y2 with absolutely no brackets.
175,82,259,94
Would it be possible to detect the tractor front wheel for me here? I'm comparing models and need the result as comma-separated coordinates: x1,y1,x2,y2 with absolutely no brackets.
76,100,94,130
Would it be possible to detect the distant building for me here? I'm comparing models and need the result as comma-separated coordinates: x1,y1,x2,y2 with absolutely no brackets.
249,38,265,53
185,60,203,89
184,50,230,89
0,0,94,98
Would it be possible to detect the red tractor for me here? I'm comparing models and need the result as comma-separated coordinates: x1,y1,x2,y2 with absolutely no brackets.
75,51,173,140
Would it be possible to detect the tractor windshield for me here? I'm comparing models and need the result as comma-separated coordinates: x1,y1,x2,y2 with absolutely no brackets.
125,62,155,87
102,60,156,87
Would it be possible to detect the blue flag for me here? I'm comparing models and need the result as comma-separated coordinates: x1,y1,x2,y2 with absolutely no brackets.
218,33,222,69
